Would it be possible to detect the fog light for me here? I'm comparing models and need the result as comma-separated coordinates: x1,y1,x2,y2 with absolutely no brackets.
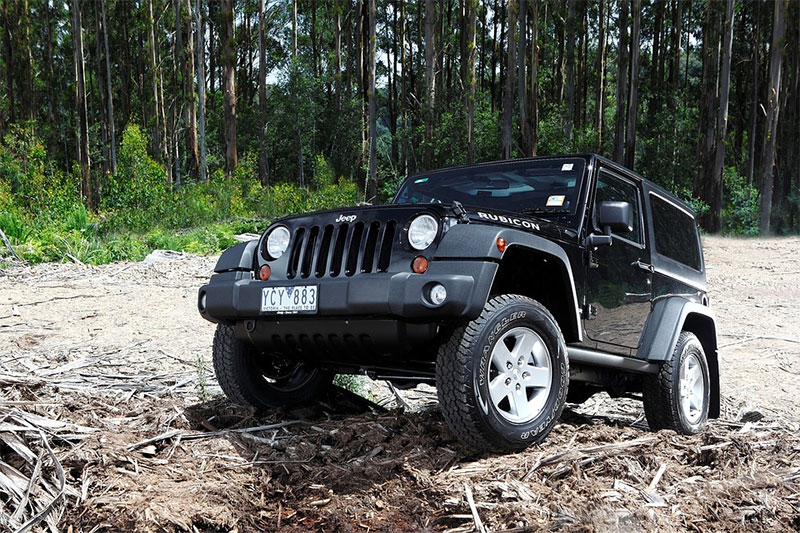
429,283,447,306
258,264,271,281
198,292,207,312
412,256,429,274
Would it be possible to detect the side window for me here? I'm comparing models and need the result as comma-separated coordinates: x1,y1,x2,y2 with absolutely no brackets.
650,194,701,270
595,170,642,245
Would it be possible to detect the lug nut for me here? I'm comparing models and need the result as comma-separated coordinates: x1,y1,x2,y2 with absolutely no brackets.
518,357,524,366
505,378,511,386
506,362,513,369
515,384,521,391
522,372,530,379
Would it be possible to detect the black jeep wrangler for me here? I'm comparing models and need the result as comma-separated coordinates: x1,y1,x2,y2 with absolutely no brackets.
198,154,719,452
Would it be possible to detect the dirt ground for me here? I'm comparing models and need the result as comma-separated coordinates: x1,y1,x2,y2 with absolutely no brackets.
1,236,799,532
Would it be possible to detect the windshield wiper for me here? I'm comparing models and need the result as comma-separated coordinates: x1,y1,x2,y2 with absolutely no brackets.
520,207,571,215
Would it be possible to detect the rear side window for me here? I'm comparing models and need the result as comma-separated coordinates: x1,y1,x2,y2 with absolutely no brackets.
650,194,701,270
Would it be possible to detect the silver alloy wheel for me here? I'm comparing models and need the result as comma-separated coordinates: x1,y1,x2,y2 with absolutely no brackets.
679,353,705,424
487,326,552,424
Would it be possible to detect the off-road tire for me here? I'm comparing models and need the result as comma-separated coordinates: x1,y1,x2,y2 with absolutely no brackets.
436,295,569,452
643,331,710,434
212,324,332,409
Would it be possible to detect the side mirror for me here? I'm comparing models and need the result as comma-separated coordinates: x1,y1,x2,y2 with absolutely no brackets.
585,201,633,248
597,201,633,234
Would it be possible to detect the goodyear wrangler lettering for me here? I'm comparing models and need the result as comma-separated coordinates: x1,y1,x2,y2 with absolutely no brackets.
476,211,540,231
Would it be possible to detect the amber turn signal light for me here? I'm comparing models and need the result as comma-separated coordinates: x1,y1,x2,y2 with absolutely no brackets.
496,237,508,253
412,256,429,274
258,264,271,281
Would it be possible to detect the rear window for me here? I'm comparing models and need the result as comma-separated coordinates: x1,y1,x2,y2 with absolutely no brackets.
650,194,701,270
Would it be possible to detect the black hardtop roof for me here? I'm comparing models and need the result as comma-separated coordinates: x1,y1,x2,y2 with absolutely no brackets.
408,153,696,217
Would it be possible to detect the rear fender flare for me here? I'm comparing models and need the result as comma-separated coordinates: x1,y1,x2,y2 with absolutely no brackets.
638,297,720,418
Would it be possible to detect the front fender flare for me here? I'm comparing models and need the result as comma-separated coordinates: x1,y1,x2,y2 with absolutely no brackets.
436,225,582,342
214,240,259,273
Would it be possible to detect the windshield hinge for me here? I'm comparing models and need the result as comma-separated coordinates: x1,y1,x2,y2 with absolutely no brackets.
451,201,469,223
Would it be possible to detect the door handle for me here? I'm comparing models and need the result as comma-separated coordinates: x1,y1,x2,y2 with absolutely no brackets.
631,260,654,273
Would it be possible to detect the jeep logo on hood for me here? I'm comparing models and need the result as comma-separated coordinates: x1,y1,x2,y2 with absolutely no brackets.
335,214,357,223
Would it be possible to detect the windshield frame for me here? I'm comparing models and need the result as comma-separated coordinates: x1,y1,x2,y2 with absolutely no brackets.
392,156,592,229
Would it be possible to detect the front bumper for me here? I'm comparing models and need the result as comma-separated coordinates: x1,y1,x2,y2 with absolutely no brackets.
198,260,497,323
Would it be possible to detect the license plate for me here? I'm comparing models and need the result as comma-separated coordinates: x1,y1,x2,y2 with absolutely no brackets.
261,285,318,314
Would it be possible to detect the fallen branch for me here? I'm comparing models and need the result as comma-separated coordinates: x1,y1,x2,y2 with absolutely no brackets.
0,227,23,262
12,430,66,533
464,483,487,533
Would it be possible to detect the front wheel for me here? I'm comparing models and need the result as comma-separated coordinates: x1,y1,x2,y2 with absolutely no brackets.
643,331,710,434
436,295,569,452
212,324,332,409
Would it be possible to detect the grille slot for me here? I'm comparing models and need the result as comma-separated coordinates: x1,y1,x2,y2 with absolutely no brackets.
345,222,365,276
286,219,396,279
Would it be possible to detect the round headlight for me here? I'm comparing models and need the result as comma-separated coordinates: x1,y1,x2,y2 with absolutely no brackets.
265,226,291,259
408,214,438,250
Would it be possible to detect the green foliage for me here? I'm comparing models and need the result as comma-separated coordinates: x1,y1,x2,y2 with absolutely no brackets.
0,122,361,265
722,167,759,236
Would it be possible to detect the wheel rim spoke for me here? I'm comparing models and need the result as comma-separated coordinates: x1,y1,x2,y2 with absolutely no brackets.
524,366,550,389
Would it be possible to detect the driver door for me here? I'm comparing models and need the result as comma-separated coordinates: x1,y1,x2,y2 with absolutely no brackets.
583,168,652,355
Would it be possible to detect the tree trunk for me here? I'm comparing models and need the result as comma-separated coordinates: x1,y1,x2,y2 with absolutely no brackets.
258,0,269,186
490,0,498,112
613,0,629,164
183,0,199,181
71,0,92,209
502,0,516,159
696,3,720,197
624,0,641,170
649,0,664,120
424,0,436,168
594,0,606,151
529,0,538,156
746,0,760,186
100,0,117,173
2,1,15,125
367,0,378,201
704,0,735,233
758,0,786,234
44,1,57,133
400,0,408,174
668,0,682,94
17,0,33,121
465,0,477,163
293,0,304,186
195,0,207,182
173,0,182,188
518,0,530,156
565,0,576,141
146,0,164,169
94,2,109,177
222,0,238,178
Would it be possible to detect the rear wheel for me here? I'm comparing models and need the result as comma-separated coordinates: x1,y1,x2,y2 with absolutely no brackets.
212,324,332,409
643,331,710,434
436,295,569,452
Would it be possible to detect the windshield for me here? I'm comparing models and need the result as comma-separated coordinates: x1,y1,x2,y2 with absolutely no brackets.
393,158,587,220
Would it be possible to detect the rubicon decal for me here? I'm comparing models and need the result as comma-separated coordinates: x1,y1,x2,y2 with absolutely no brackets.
335,214,357,223
476,211,540,231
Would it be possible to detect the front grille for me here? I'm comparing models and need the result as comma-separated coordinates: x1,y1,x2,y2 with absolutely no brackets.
287,220,397,279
